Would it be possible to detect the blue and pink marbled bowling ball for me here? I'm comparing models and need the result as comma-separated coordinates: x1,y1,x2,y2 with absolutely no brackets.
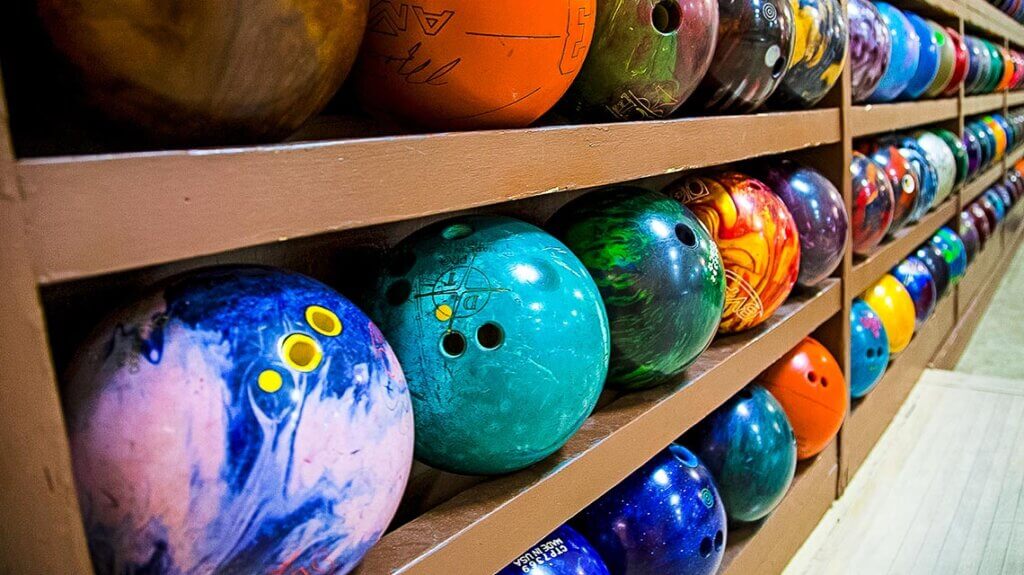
64,266,414,575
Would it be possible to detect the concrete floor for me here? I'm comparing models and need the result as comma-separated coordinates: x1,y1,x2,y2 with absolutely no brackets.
784,247,1024,575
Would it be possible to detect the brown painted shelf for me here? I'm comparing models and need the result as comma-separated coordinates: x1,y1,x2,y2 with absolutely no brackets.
964,92,1006,115
964,0,1024,40
850,99,957,138
355,281,841,575
1009,91,1024,107
15,109,840,285
963,161,1006,204
849,199,958,297
1007,144,1024,167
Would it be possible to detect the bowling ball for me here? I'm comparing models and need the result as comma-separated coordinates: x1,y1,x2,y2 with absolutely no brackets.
914,130,957,204
995,184,1015,211
689,0,795,112
757,160,848,287
963,127,983,176
931,227,967,286
848,0,891,103
551,188,724,390
850,298,890,398
862,274,916,355
867,3,919,102
498,526,610,575
964,37,987,94
894,143,938,222
63,266,414,574
668,171,800,333
38,1,368,145
985,189,1008,222
985,117,1009,160
370,216,610,474
901,13,940,99
998,47,1016,91
769,0,848,108
984,41,1006,93
684,384,797,523
759,337,847,459
850,151,896,254
353,0,596,131
934,128,969,186
891,257,937,327
958,211,981,264
574,445,727,575
564,0,717,121
967,203,994,247
915,244,950,299
923,22,956,98
870,145,920,232
978,196,1000,230
972,121,996,167
940,28,969,97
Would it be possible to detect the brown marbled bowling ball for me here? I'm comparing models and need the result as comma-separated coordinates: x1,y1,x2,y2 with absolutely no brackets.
38,0,368,145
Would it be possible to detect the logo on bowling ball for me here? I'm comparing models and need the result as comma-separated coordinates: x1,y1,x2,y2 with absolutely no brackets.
417,265,508,326
608,91,678,120
368,2,455,37
859,314,884,338
762,2,778,21
700,487,715,509
674,177,713,203
723,270,765,323
559,1,595,75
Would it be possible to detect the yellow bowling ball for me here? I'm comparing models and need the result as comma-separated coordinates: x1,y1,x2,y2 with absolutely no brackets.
862,274,916,355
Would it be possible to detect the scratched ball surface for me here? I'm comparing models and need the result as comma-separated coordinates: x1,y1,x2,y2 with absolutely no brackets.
64,266,414,575
352,0,596,130
369,216,610,474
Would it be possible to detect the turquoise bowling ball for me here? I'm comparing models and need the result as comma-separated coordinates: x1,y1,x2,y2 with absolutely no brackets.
931,227,967,286
369,216,610,475
498,525,610,575
684,384,797,523
850,297,890,398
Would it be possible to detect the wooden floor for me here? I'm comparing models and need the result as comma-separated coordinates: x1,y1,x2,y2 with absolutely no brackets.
783,369,1024,575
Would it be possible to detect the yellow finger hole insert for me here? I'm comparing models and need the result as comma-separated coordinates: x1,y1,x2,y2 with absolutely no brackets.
306,305,342,336
281,333,322,372
258,370,284,393
435,304,454,322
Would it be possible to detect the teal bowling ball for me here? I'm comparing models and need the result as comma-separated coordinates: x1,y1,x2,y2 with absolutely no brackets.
684,384,797,523
550,188,726,391
369,216,610,475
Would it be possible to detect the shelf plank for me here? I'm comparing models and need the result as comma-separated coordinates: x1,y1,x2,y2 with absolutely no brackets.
964,0,1024,41
957,238,1002,318
356,281,841,575
16,110,840,285
1009,91,1024,107
962,162,1006,205
850,99,957,138
1007,144,1024,167
849,199,958,297
964,93,1006,116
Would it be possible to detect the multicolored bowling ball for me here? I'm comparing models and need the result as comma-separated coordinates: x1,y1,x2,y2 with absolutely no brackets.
370,216,610,474
915,244,950,300
901,12,939,99
684,384,797,523
891,257,937,327
668,171,800,333
353,0,596,130
968,203,994,245
914,130,957,204
985,189,1008,222
769,0,848,108
958,211,981,264
862,274,916,355
930,227,967,286
757,160,848,287
498,526,610,575
564,0,717,121
896,143,938,222
38,1,369,145
64,266,415,574
759,337,847,460
689,0,795,112
551,189,724,390
870,144,920,232
984,116,1008,159
934,128,969,186
848,0,891,102
850,298,890,398
994,184,1015,211
850,151,896,254
574,445,727,575
940,28,969,97
867,3,919,102
923,22,955,98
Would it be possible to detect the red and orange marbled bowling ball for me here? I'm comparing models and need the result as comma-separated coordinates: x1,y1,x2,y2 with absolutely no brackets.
666,171,801,334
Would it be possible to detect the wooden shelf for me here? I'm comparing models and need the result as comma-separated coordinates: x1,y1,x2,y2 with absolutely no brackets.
355,281,841,575
963,0,1023,39
850,99,958,138
720,441,839,575
1009,91,1024,107
849,199,958,296
958,237,1003,316
963,161,1006,204
15,109,840,285
964,93,1006,115
1007,144,1024,167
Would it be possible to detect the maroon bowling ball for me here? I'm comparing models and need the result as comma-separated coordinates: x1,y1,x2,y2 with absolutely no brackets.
967,204,993,245
977,196,1000,230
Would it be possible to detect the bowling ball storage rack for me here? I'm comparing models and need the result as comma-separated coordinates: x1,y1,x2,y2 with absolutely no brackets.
0,1,1023,575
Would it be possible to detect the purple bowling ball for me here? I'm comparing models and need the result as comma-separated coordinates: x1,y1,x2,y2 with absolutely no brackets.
759,160,849,286
958,211,981,264
849,0,892,102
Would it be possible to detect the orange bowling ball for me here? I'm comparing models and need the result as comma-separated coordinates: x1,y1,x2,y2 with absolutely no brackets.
862,274,916,355
353,1,596,130
759,337,847,460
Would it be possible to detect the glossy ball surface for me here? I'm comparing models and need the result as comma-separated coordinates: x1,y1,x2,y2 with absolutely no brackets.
923,22,955,98
498,526,610,575
759,337,847,459
850,298,890,398
891,257,937,328
896,144,938,223
685,385,797,522
64,266,414,574
870,145,920,233
370,216,610,474
770,0,848,108
758,160,848,287
552,189,724,390
862,274,916,355
915,244,951,300
934,128,970,186
931,227,968,286
574,445,727,575
669,171,800,333
968,203,994,246
849,0,891,102
915,130,958,205
850,151,896,254
958,211,981,264
867,3,920,102
901,12,940,99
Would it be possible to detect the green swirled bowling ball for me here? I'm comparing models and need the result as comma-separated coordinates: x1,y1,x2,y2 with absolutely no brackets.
369,216,610,475
550,188,725,391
